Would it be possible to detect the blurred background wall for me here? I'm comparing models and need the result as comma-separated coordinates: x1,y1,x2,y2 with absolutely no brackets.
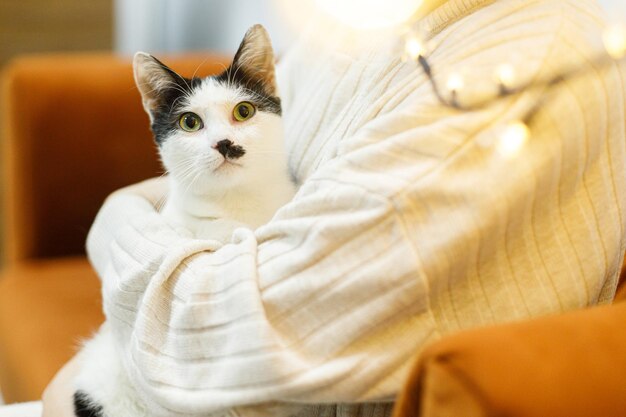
0,0,291,68
0,0,112,67
1,0,624,68
114,0,291,56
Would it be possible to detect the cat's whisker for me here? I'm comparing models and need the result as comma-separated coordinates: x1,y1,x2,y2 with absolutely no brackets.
175,164,201,184
174,166,197,180
150,78,192,100
179,165,205,197
170,71,193,95
226,62,236,86
167,160,200,185
229,61,245,89
242,88,277,109
191,57,211,80
216,62,229,75
168,95,190,118
188,169,205,195
154,192,169,213
149,170,170,212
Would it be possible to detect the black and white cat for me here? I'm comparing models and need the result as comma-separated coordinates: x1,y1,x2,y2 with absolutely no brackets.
72,24,295,417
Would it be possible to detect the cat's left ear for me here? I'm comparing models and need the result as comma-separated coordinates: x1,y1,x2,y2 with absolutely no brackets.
231,24,278,96
133,52,186,121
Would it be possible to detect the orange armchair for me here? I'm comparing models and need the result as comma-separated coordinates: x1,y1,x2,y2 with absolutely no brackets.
394,285,626,417
0,53,228,402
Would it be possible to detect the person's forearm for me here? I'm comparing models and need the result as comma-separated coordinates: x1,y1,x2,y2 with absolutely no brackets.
88,177,427,416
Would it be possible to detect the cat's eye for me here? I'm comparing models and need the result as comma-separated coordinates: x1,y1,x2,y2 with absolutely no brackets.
233,102,256,122
179,112,203,132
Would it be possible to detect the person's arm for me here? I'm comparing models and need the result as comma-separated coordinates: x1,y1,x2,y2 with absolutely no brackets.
58,5,626,413
87,152,433,415
87,48,626,415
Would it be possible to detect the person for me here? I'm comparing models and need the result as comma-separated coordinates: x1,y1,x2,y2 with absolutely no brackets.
2,0,624,416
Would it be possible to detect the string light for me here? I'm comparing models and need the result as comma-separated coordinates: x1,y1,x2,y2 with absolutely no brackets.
445,73,464,106
446,73,464,92
494,64,516,91
603,24,626,59
400,12,625,159
404,35,426,60
498,121,530,157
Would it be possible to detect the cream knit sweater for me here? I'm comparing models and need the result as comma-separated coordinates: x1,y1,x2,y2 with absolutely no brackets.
86,1,626,416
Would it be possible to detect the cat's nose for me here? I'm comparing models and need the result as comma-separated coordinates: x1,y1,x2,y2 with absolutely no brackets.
214,139,234,157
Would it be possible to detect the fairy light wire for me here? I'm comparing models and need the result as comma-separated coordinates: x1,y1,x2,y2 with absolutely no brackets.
406,24,626,157
415,50,623,119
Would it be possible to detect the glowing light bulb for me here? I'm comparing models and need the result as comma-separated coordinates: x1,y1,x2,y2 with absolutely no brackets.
494,64,516,89
498,121,529,156
603,24,626,59
316,0,423,30
446,73,465,93
404,36,426,60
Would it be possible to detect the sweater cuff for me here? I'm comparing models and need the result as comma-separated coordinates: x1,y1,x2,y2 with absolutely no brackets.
86,192,187,278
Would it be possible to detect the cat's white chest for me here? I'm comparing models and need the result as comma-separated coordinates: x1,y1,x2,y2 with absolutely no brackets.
161,199,246,243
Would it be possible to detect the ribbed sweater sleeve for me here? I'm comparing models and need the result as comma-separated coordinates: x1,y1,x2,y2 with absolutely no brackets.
86,1,626,416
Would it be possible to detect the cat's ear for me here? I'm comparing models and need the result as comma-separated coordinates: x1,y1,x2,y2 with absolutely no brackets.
133,52,184,119
231,24,277,96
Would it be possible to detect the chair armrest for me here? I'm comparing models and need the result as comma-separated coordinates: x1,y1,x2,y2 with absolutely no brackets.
394,301,626,417
1,53,228,263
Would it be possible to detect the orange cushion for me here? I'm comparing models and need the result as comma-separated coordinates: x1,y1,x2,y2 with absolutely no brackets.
0,257,103,402
393,301,626,417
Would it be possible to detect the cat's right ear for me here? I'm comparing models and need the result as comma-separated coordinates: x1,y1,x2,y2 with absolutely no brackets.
133,52,181,121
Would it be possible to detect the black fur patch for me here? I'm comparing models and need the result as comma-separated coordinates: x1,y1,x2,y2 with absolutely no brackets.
74,390,104,417
214,67,282,116
216,139,246,159
226,145,246,159
148,57,202,146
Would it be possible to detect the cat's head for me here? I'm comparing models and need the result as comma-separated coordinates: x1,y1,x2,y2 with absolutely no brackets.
133,24,284,194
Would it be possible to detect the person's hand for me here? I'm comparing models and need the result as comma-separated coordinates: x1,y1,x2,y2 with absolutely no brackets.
42,354,82,417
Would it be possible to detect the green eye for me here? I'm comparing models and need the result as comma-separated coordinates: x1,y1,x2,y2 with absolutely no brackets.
233,102,255,122
179,112,203,132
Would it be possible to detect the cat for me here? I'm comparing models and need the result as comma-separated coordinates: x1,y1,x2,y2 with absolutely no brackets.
72,24,295,417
